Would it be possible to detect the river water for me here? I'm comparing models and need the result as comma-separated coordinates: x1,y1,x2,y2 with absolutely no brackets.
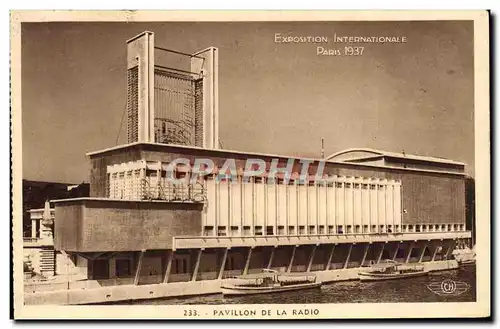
127,265,475,305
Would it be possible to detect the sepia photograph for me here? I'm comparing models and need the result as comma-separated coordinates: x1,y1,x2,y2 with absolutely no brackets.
11,10,490,319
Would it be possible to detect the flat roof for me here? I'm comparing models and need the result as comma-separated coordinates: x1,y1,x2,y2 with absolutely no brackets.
86,142,466,176
51,197,203,204
328,148,465,166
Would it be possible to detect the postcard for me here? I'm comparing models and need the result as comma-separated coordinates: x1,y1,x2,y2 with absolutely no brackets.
11,10,490,319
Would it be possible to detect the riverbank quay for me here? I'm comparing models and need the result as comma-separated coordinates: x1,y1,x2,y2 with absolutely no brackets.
24,260,458,305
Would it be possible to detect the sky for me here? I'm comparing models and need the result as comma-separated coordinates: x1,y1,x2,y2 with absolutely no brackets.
21,21,474,183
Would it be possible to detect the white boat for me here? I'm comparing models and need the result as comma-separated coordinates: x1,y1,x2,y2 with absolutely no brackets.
453,245,476,266
358,260,429,281
221,269,321,296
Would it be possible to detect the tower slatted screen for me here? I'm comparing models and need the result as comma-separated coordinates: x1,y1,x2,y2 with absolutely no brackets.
154,68,204,147
126,66,139,143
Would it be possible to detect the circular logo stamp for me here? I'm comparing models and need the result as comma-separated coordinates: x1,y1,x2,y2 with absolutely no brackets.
440,279,457,294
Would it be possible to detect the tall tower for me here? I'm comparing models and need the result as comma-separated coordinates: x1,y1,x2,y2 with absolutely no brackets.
126,31,219,149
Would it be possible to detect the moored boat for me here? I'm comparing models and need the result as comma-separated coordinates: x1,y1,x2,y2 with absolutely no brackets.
453,245,476,266
358,260,429,281
221,269,321,296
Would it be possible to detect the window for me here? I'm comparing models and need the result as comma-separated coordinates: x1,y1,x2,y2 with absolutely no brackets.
217,226,227,236
372,225,378,232
266,226,274,236
454,224,459,231
394,225,400,232
318,225,325,234
421,225,427,232
243,226,251,236
255,226,263,236
230,226,239,236
308,226,316,234
355,225,361,233
363,225,369,233
447,224,452,231
337,225,344,234
328,225,335,234
402,225,407,232
288,226,296,235
346,225,353,234
387,225,392,233
116,259,132,278
204,226,214,236
299,226,306,235
277,226,285,235
379,225,385,233
408,225,413,232
441,224,446,231
415,225,421,233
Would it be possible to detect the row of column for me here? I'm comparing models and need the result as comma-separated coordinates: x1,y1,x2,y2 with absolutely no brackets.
131,240,457,285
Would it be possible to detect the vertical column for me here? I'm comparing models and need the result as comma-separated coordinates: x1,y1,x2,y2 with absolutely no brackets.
325,177,329,232
431,242,440,261
325,244,336,270
214,174,219,237
218,248,229,280
342,179,346,230
368,178,372,233
306,178,310,233
191,248,203,281
273,177,280,235
126,31,155,143
392,182,396,231
316,181,320,235
264,178,268,235
295,179,299,232
134,249,145,285
419,242,428,263
239,175,243,236
228,174,232,234
375,178,379,233
307,244,318,272
31,219,37,238
109,255,116,279
287,245,297,273
243,247,253,275
359,178,363,234
163,250,174,283
360,243,370,267
156,161,161,198
251,177,255,235
344,244,353,269
405,242,415,263
267,246,276,269
392,243,400,261
383,179,388,232
377,243,386,263
140,166,146,199
191,47,219,149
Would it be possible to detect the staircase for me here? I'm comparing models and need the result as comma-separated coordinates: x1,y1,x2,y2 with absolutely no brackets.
39,248,55,277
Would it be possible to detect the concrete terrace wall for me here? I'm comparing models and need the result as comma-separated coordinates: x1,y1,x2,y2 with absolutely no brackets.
54,199,202,252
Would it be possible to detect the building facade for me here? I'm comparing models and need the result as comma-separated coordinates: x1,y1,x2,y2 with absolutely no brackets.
50,31,471,289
